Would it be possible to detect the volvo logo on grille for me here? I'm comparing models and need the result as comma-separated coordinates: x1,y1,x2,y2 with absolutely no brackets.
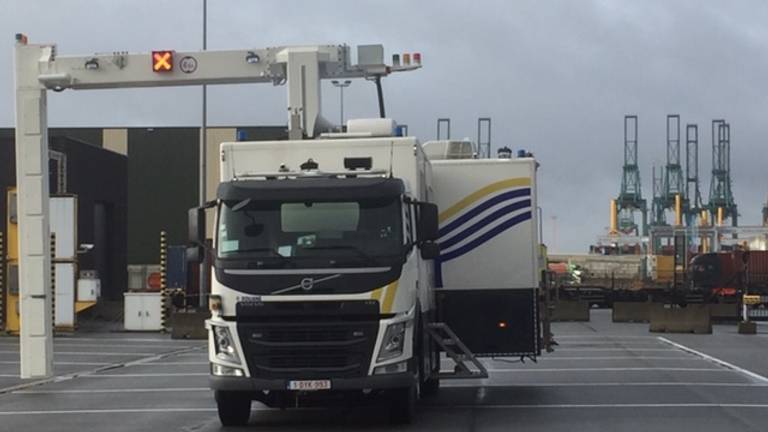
300,278,314,291
271,273,342,295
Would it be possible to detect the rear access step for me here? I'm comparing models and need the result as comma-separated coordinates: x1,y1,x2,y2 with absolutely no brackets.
426,322,488,379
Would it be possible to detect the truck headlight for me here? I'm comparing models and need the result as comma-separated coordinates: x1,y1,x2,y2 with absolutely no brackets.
377,322,406,361
213,325,241,364
211,363,244,377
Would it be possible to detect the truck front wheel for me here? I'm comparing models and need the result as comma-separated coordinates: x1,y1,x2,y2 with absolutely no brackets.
389,383,417,424
215,390,251,426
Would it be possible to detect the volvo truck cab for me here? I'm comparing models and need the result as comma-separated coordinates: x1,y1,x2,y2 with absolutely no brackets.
189,132,442,424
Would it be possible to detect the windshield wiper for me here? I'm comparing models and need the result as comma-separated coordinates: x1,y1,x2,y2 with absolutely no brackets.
304,245,380,265
232,247,288,260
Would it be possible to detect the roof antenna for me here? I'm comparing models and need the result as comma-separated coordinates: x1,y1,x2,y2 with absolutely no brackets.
388,141,394,178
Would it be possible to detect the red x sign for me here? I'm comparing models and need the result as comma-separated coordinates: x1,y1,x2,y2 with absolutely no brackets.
152,51,174,72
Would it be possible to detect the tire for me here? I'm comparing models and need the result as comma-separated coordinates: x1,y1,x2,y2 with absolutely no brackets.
389,384,417,424
421,375,440,397
215,390,251,427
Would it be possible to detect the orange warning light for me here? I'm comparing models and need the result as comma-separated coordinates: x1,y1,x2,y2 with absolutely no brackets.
152,51,174,72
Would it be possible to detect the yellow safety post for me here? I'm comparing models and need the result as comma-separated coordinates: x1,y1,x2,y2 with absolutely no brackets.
717,207,724,226
6,188,20,333
160,230,168,332
674,194,682,226
0,232,4,331
609,199,618,235
50,233,56,332
700,210,710,253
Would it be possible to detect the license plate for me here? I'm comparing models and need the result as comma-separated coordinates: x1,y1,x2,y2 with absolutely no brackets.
287,380,331,391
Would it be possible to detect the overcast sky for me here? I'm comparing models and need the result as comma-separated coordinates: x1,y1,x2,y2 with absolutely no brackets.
2,0,767,253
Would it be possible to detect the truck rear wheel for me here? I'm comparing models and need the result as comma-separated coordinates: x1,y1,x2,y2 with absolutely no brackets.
389,383,417,424
215,390,251,426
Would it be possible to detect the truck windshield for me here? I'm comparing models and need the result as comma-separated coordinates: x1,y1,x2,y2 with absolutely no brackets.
217,197,403,265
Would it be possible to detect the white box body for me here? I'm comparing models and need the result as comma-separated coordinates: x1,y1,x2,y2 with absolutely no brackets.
220,137,425,197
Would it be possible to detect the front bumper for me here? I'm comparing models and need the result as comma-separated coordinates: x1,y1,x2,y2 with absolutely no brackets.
210,371,415,391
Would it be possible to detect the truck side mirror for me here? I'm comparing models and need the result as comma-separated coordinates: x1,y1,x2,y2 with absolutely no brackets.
420,242,440,260
417,202,439,242
188,207,206,245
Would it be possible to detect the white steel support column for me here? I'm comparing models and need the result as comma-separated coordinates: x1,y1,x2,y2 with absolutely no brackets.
14,40,53,378
279,48,326,137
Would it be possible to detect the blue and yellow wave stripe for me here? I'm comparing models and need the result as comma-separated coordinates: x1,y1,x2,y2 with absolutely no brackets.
435,177,533,287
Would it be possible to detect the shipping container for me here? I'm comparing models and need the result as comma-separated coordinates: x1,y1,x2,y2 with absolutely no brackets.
690,250,768,295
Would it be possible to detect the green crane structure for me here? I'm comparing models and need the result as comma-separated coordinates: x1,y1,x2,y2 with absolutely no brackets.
707,120,737,226
616,115,648,236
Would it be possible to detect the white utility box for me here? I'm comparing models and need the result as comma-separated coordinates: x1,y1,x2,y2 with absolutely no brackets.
77,277,101,302
124,292,163,331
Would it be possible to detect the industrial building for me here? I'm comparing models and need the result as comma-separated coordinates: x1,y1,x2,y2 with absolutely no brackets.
0,126,284,320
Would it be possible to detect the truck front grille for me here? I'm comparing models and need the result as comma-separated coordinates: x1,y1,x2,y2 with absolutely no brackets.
237,317,379,379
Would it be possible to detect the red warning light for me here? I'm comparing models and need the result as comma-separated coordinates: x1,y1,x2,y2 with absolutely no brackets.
497,321,508,329
152,51,174,72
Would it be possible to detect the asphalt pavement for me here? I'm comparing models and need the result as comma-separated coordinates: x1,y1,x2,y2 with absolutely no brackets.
1,309,767,431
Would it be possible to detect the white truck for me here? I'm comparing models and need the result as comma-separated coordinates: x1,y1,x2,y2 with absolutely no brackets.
184,48,546,426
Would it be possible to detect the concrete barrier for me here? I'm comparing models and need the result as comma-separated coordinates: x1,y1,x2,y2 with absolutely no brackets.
170,310,210,339
738,321,757,335
649,304,711,334
612,302,650,323
551,300,590,322
709,303,739,321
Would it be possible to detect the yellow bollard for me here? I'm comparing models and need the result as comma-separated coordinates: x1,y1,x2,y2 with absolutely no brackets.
160,230,168,331
51,233,56,331
0,232,4,331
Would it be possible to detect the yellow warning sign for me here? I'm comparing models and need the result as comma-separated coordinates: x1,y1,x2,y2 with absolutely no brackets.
743,295,762,305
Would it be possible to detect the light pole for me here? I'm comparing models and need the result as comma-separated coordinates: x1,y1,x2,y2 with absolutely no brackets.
331,79,351,128
199,0,208,307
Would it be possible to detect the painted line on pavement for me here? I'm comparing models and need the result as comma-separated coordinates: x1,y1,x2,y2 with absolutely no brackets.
444,381,764,388
0,351,156,356
486,367,725,372
556,341,665,345
657,337,768,384
555,335,656,339
0,345,204,395
532,356,702,361
0,337,203,344
3,403,768,416
14,387,209,394
424,403,768,410
0,408,219,416
0,361,111,366
556,348,675,352
127,361,208,366
82,373,209,378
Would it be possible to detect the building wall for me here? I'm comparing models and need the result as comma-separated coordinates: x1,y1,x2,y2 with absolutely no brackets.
1,126,287,296
0,132,128,300
126,128,199,264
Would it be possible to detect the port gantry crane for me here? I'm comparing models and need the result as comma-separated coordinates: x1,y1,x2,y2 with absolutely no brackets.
615,115,648,237
651,114,686,228
707,120,737,226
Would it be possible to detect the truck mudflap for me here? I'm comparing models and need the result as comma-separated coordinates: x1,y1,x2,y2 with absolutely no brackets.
210,372,415,392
